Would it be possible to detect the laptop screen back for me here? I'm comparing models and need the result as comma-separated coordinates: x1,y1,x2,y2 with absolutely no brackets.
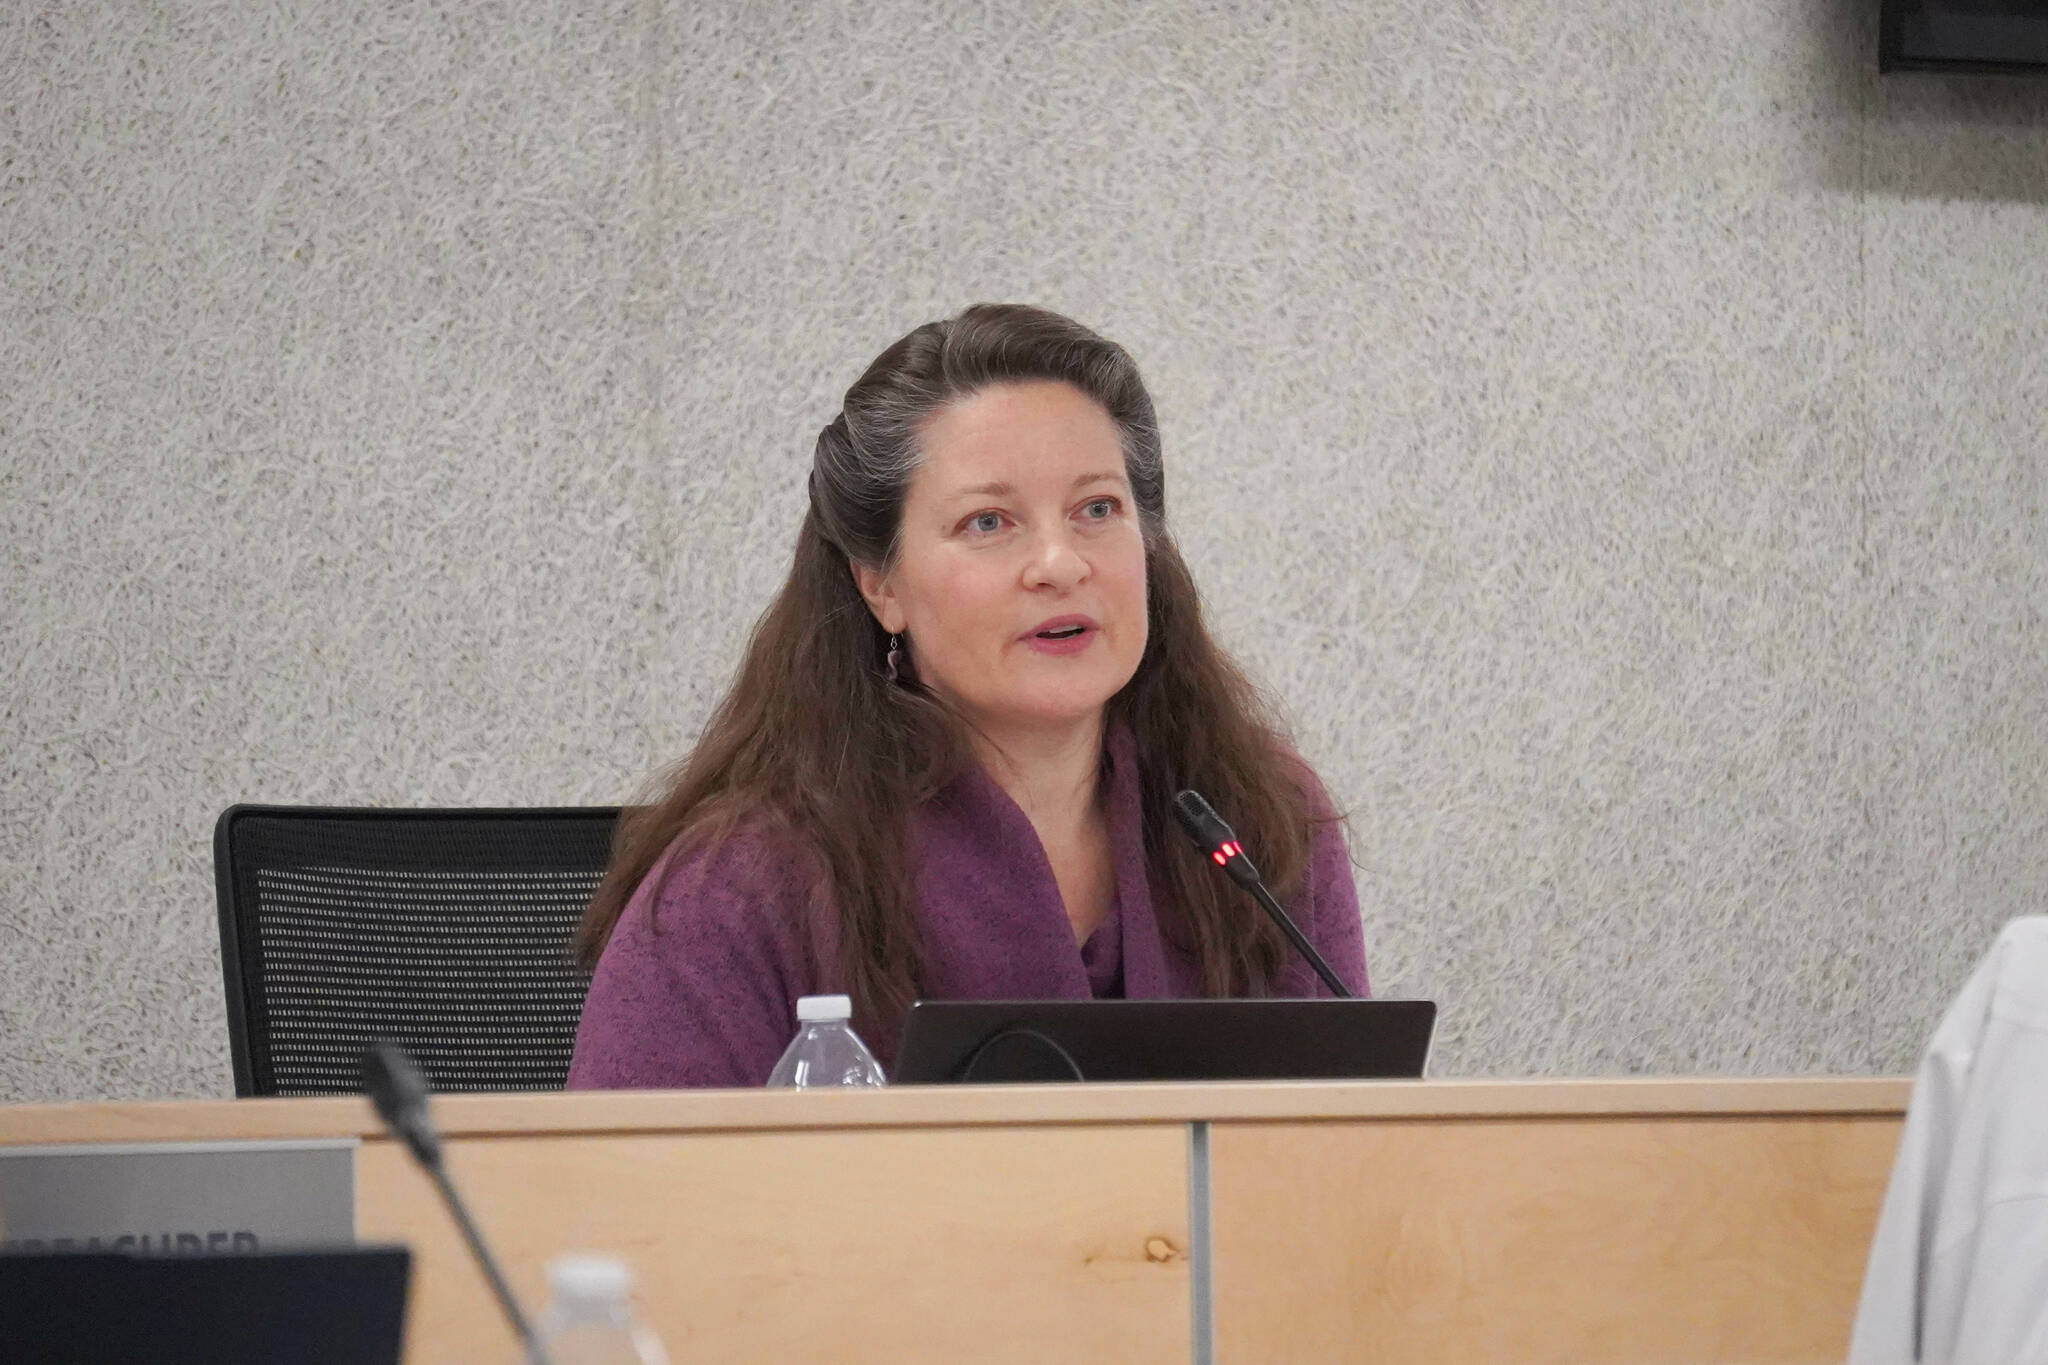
0,1246,409,1365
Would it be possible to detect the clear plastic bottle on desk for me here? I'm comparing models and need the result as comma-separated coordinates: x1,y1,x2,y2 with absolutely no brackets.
765,994,887,1088
531,1254,669,1365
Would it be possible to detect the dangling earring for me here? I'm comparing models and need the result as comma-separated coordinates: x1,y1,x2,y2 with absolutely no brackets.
885,632,904,683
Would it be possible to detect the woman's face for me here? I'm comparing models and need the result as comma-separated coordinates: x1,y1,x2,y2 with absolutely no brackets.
854,379,1149,741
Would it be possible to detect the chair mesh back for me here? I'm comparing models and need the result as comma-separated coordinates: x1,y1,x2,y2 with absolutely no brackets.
216,808,618,1097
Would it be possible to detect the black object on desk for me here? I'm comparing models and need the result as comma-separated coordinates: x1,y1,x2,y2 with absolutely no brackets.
0,1245,410,1365
890,998,1437,1084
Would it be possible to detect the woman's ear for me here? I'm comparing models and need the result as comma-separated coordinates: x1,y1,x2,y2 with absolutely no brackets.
850,559,906,635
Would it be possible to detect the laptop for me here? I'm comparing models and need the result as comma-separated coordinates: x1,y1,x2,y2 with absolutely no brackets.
890,998,1437,1084
0,1245,410,1365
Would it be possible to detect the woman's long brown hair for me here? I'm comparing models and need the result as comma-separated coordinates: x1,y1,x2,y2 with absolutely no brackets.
574,304,1331,1050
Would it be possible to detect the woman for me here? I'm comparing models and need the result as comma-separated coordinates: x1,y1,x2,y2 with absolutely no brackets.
568,303,1367,1089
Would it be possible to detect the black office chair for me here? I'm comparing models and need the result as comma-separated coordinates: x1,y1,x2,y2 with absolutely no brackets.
213,805,620,1097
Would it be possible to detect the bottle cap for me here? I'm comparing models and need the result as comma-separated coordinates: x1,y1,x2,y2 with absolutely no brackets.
796,994,854,1023
547,1254,632,1303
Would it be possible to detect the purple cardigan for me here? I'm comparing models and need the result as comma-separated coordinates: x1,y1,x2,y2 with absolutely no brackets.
567,726,1369,1089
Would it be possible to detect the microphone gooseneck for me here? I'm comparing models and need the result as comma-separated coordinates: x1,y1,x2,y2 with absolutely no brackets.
362,1042,554,1365
1172,789,1354,999
363,1040,441,1167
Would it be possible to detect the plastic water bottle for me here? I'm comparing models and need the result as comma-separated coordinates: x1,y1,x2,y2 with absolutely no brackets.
765,994,887,1088
531,1254,669,1365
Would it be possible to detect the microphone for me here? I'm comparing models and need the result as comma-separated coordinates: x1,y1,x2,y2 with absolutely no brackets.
1172,789,1354,999
363,1042,554,1365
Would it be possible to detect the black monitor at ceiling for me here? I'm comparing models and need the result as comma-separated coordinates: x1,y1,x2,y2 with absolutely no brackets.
1881,0,2048,75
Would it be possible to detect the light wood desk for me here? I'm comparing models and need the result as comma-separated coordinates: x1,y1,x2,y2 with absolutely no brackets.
0,1078,1909,1364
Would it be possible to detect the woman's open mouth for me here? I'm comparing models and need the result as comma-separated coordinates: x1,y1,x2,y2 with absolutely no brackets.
1023,615,1098,655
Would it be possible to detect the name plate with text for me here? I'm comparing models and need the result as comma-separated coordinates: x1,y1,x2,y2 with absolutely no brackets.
0,1139,356,1253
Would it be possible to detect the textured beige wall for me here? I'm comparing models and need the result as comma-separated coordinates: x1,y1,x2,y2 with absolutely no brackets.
3,2,2044,1102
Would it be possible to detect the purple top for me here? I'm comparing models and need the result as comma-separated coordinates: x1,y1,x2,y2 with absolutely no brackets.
567,726,1369,1089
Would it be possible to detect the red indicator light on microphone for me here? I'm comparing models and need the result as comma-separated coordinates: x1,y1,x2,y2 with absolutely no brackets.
1211,850,1227,865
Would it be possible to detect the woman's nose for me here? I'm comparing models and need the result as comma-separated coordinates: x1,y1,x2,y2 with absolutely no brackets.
1023,530,1089,590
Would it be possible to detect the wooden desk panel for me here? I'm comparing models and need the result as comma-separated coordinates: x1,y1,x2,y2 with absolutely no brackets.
0,1080,1912,1364
0,1080,1908,1146
359,1123,1191,1365
1209,1114,1901,1365
0,1077,1916,1145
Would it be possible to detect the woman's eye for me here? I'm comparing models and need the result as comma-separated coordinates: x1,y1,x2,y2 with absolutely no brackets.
968,511,1004,534
1081,497,1119,520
